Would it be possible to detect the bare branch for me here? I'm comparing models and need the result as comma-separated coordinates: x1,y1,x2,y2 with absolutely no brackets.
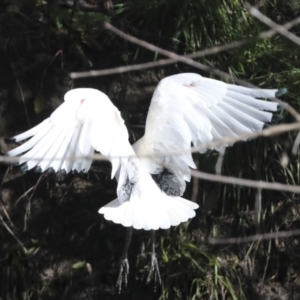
2,122,300,164
24,174,45,231
292,132,300,155
215,147,225,175
209,229,300,244
70,16,300,79
101,23,256,84
190,122,300,155
0,214,27,252
248,5,300,47
190,169,300,193
102,22,300,122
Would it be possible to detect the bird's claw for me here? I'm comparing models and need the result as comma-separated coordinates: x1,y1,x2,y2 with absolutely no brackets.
116,258,129,293
146,254,161,291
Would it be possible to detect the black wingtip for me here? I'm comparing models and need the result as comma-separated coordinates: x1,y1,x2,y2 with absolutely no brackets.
60,169,67,174
275,88,287,98
271,113,284,123
9,159,20,166
20,164,28,172
4,137,16,143
47,167,55,174
34,166,42,173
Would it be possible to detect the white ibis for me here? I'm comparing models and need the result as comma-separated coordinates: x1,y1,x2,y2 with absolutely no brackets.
6,73,285,291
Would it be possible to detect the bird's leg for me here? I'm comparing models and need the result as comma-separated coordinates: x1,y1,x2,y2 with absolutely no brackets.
116,226,133,293
146,230,162,289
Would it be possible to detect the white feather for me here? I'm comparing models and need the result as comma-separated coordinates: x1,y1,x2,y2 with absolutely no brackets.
51,126,76,172
12,119,51,143
64,125,83,173
223,96,273,122
226,91,278,111
8,120,53,157
7,88,128,176
99,182,199,230
134,73,283,183
99,155,199,231
218,101,264,131
20,126,61,169
38,128,70,171
227,84,278,98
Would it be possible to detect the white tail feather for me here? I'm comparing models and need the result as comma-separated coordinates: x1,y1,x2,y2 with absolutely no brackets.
99,163,199,230
99,194,198,230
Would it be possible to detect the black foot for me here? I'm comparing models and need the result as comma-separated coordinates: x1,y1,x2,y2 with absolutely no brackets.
146,253,161,291
116,258,129,293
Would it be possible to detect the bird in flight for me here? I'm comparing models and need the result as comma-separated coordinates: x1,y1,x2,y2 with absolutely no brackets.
6,73,285,291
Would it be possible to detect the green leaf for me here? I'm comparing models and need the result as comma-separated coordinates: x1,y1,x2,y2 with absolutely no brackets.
72,261,86,269
25,247,36,255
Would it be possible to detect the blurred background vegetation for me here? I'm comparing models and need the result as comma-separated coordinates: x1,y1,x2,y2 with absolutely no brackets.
1,0,300,299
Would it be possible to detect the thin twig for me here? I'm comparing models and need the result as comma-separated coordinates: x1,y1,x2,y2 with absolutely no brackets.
208,229,300,244
14,186,36,206
292,132,300,155
24,174,45,231
191,157,199,203
255,189,262,233
190,169,300,194
215,147,225,175
0,214,27,252
0,166,15,229
7,49,31,127
16,78,31,127
40,50,63,87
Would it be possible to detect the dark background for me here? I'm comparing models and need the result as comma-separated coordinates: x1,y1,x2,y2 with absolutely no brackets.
1,0,300,299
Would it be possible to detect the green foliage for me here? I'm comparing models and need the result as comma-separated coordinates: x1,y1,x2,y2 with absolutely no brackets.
72,261,86,269
132,222,248,299
115,0,256,58
49,5,108,32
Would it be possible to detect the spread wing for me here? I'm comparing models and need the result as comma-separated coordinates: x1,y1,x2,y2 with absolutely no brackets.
7,87,199,230
134,73,285,183
7,88,129,178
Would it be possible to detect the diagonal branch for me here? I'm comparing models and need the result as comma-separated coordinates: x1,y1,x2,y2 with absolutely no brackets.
70,15,300,79
102,22,300,122
208,229,300,244
248,5,300,47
